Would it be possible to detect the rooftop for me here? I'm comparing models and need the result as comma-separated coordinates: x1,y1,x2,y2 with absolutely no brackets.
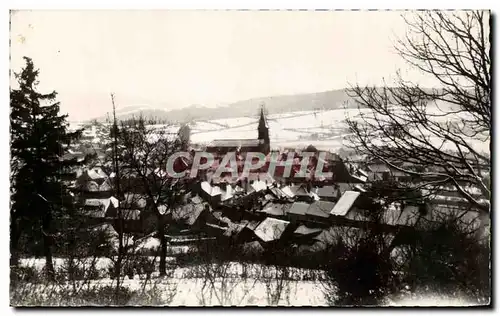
330,191,361,216
208,139,263,148
254,217,290,242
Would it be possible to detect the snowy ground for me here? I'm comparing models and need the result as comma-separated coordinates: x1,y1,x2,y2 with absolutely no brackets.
15,257,328,306
14,257,482,306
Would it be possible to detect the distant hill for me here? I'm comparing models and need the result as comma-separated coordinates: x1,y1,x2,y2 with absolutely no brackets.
90,89,360,123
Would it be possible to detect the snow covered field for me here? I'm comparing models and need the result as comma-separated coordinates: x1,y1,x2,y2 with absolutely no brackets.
188,109,359,150
187,106,489,154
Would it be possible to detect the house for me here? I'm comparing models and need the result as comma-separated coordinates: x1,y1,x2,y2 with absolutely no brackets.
82,197,119,219
75,167,113,198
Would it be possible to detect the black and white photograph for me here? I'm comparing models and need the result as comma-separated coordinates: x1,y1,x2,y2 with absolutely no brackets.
9,9,491,307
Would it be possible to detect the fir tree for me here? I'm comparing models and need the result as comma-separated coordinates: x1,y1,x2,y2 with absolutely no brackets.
10,57,84,280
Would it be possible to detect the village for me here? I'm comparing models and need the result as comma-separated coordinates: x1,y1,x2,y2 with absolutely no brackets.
58,104,488,277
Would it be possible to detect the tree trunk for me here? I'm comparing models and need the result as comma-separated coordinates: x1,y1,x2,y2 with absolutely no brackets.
114,217,124,302
158,222,168,276
42,221,55,282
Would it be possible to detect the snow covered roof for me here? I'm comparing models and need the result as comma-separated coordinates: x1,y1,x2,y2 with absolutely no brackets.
310,191,320,201
220,184,234,201
87,167,108,180
290,184,310,196
224,222,246,237
154,168,168,178
91,223,118,237
354,185,366,193
109,196,119,208
190,195,204,204
259,203,288,216
157,204,168,215
99,179,113,192
254,217,290,242
208,139,263,148
330,191,360,216
201,181,222,197
83,197,118,217
241,240,265,255
351,174,368,183
315,186,336,198
280,186,295,198
306,201,335,218
251,180,268,192
287,202,310,216
172,203,206,226
358,169,369,178
86,181,100,192
294,225,323,236
136,235,161,251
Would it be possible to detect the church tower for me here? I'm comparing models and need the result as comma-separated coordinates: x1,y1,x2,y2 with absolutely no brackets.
258,104,270,154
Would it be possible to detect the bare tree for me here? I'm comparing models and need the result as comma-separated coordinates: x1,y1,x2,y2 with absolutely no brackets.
346,11,491,215
117,116,187,276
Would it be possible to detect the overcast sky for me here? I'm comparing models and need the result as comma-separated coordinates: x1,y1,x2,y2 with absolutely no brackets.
11,10,435,121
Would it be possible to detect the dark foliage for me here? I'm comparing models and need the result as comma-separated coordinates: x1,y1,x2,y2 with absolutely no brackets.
10,57,88,279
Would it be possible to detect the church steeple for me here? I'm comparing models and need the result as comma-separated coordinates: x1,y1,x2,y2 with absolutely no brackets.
258,103,270,154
